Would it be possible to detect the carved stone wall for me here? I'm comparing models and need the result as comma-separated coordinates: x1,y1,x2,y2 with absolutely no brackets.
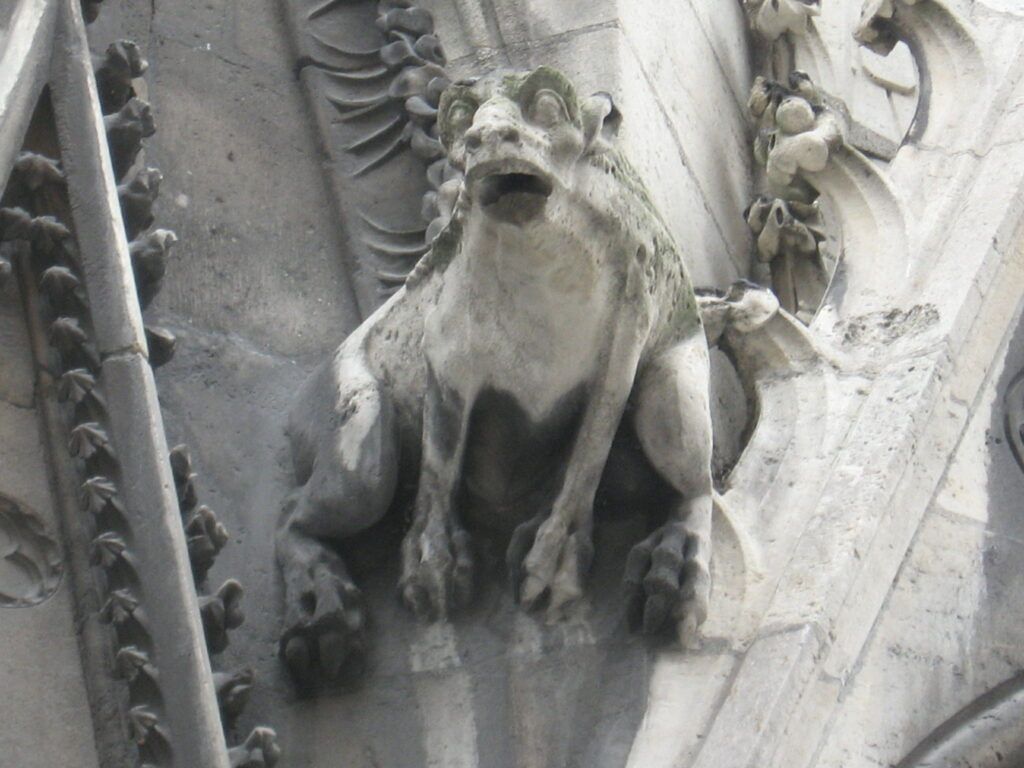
4,0,1024,767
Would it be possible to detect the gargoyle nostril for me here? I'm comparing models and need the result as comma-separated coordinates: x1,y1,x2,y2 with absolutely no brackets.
465,124,519,151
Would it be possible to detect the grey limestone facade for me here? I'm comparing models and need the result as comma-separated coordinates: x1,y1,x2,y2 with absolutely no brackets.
3,1,1024,767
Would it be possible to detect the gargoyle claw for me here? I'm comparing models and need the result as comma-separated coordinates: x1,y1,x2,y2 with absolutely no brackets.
625,521,710,645
509,516,592,618
279,563,366,686
399,518,473,620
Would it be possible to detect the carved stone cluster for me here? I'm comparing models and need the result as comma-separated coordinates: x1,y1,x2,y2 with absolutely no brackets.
747,72,840,321
305,0,454,293
750,72,842,196
169,444,253,730
743,0,821,41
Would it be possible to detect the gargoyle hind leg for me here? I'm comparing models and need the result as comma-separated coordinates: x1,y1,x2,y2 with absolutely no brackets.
625,332,713,646
399,366,474,620
275,358,398,684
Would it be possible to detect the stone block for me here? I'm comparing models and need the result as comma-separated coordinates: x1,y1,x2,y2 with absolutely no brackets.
685,0,753,107
0,587,101,768
488,0,618,46
619,0,754,274
146,35,361,357
814,507,1024,768
0,401,55,516
625,652,738,768
0,277,35,408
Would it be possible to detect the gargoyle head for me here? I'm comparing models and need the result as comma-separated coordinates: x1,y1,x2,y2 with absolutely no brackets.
436,66,620,226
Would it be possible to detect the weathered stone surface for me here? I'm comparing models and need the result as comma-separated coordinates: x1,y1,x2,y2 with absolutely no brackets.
0,275,35,408
0,400,100,768
139,1,361,359
814,302,1024,767
8,0,1024,765
0,584,102,768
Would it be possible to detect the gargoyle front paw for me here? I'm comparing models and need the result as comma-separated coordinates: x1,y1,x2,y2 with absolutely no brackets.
279,563,366,686
624,521,710,646
400,516,473,621
507,515,593,618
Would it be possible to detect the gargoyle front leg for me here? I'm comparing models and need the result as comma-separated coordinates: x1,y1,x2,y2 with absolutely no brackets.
510,314,648,619
400,368,474,620
624,332,713,647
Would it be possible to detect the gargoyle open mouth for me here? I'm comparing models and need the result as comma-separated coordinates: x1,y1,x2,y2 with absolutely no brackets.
476,171,554,224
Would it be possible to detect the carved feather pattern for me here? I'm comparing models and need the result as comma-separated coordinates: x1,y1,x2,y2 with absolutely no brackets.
296,0,456,303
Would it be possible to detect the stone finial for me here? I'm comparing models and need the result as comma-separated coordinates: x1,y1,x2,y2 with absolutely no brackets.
744,0,821,41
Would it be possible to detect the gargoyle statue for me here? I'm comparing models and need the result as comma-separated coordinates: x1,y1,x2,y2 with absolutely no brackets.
276,66,715,683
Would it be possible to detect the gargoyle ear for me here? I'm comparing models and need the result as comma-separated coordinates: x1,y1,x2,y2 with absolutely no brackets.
581,92,621,154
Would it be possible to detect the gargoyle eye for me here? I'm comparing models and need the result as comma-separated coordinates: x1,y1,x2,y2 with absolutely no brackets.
530,89,569,129
445,100,477,139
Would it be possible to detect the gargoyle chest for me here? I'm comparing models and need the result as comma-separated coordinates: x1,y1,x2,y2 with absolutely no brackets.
423,229,620,423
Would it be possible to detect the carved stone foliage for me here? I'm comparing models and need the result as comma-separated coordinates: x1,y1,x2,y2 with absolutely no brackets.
0,494,63,607
0,3,279,761
1,154,176,763
228,727,281,768
750,72,843,199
